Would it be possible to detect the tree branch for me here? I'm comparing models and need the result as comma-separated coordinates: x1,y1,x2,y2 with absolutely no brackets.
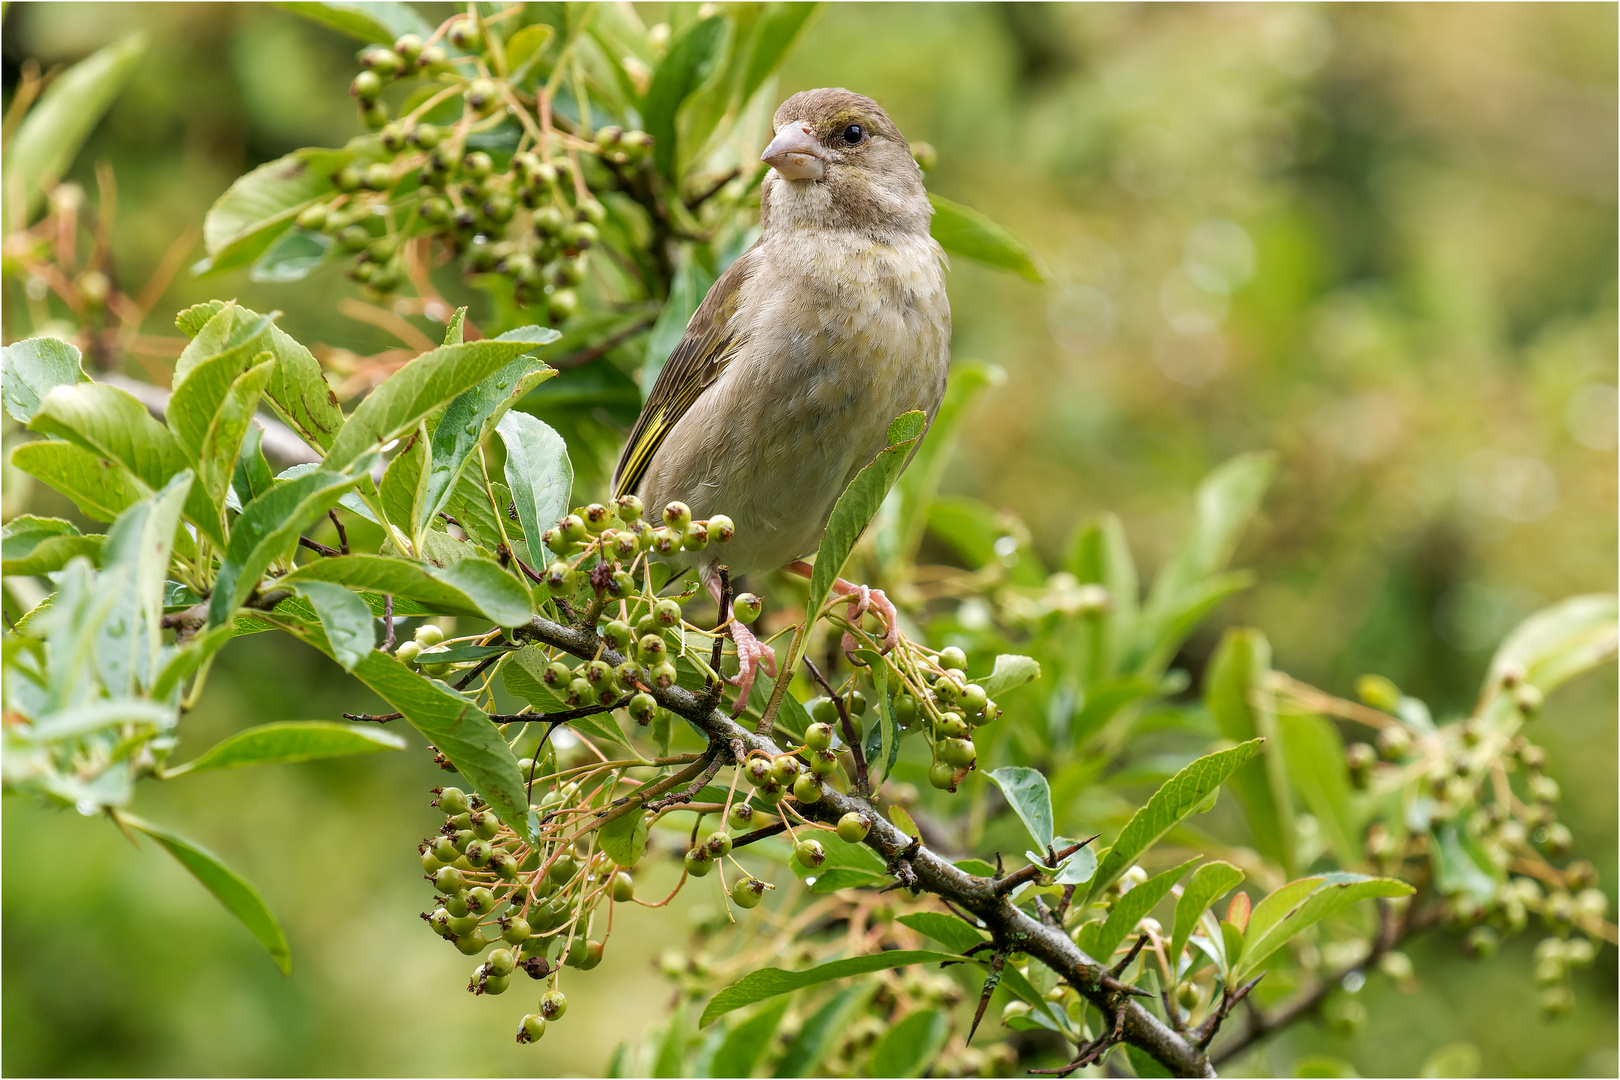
513,610,1216,1078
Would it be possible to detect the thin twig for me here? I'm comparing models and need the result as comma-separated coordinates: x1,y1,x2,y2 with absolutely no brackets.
803,655,869,795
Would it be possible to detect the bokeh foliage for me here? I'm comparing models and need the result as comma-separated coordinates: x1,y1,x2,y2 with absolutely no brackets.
2,3,1615,1077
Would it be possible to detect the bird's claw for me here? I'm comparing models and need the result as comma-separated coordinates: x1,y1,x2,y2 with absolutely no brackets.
832,579,901,654
726,618,777,712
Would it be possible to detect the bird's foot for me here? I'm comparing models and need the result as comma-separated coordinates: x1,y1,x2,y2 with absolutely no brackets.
830,578,901,653
726,618,778,711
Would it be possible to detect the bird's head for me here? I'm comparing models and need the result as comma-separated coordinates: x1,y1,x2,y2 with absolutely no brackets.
760,88,930,238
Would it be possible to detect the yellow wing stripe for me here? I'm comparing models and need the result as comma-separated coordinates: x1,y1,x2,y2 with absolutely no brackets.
615,405,668,499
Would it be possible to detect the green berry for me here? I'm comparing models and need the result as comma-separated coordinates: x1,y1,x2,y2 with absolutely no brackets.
447,16,481,49
428,908,455,937
684,847,714,877
430,835,460,863
421,850,445,873
959,683,988,715
795,839,825,869
744,757,772,787
548,288,578,322
393,33,423,61
417,44,448,71
847,690,868,716
548,854,579,885
603,620,633,651
580,941,604,970
727,803,756,831
545,560,576,595
484,973,510,995
540,988,569,1019
809,697,840,726
444,894,470,918
629,693,658,724
467,886,496,914
928,761,957,791
470,810,500,840
491,852,520,881
564,221,598,250
939,738,977,769
352,70,382,101
733,593,762,623
654,598,682,627
731,877,767,909
808,748,839,777
502,915,532,944
769,756,800,787
933,712,969,739
662,501,692,530
650,661,677,689
612,871,635,902
338,224,371,253
895,695,919,728
434,866,467,893
837,812,870,844
454,933,486,955
414,623,445,648
939,647,967,671
637,634,667,663
793,773,822,804
296,203,328,231
448,913,480,937
464,840,494,868
463,151,493,179
518,1013,547,1043
804,722,835,752
682,522,709,550
705,831,733,857
708,514,734,542
488,948,517,976
410,122,442,149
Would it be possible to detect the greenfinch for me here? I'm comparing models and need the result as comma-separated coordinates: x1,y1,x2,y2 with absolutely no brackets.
613,88,950,693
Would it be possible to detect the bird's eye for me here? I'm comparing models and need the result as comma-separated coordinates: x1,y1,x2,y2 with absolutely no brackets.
841,124,864,145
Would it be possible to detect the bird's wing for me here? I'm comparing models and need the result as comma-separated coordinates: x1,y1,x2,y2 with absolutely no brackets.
613,246,760,499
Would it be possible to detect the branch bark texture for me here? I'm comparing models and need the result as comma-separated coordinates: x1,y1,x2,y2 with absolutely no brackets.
515,611,1217,1078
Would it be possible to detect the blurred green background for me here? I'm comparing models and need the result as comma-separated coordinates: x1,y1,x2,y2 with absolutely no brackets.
3,3,1615,1076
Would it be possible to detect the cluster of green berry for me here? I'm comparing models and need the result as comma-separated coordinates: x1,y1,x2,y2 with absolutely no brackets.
533,495,741,606
297,17,654,313
897,645,1000,793
1346,667,1608,1016
416,783,630,1044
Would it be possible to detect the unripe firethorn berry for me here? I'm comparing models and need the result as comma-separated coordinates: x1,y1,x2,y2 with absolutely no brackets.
488,948,517,977
430,835,460,863
940,738,977,769
733,593,762,623
928,761,957,791
808,697,839,725
518,1014,547,1043
612,871,635,902
351,70,382,101
662,501,692,530
705,831,733,857
548,853,579,885
654,598,682,627
805,722,835,752
938,646,967,671
447,17,481,49
708,514,735,542
629,693,658,724
792,773,822,804
435,866,467,893
745,757,772,787
684,847,714,877
464,840,494,867
795,838,826,869
769,756,800,787
467,886,496,914
837,812,870,844
502,915,532,944
470,810,500,840
731,877,767,909
727,803,755,831
455,933,486,955
540,988,568,1020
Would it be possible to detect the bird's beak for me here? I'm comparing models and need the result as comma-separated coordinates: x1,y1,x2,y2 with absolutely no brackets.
761,121,826,181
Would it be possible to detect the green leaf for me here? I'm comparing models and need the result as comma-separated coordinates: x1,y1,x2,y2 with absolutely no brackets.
9,440,143,522
379,427,429,542
200,147,348,274
1135,453,1273,670
739,3,821,106
30,382,223,544
167,720,404,775
979,654,1041,697
898,912,986,955
195,358,276,512
342,648,535,840
171,302,275,390
150,623,235,702
869,1009,949,1079
986,766,1054,850
263,323,344,451
275,0,433,43
504,24,556,81
96,472,193,695
1278,711,1359,865
207,468,363,628
1205,629,1293,874
1128,1045,1177,1079
232,423,275,508
645,16,728,179
567,708,630,748
498,410,573,570
3,33,148,219
1,517,102,575
250,227,333,283
639,256,714,399
176,301,230,338
1086,739,1263,903
709,998,791,1080
420,354,556,535
927,193,1044,283
2,337,88,423
324,339,551,473
1052,844,1098,886
1068,512,1140,681
279,553,532,627
1487,594,1618,697
598,809,650,867
290,580,375,671
700,950,952,1026
773,986,868,1079
122,813,291,976
1232,873,1413,983
808,412,928,619
855,648,899,786
1171,861,1245,965
1091,857,1199,963
1432,823,1501,907
882,361,1002,572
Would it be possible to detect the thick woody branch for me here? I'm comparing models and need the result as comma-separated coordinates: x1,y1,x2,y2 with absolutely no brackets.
514,611,1215,1078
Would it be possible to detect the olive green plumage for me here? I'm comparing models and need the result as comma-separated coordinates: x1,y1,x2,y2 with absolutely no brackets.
613,88,951,579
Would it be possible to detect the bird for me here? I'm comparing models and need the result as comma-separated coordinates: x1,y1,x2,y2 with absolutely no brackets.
611,87,952,703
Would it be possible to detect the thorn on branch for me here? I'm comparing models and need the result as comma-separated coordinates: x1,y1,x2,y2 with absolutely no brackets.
1110,933,1150,979
1196,974,1264,1049
966,947,1007,1045
344,711,402,723
298,535,341,557
328,509,349,554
